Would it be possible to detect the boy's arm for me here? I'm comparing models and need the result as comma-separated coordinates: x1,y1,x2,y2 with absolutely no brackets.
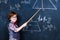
9,22,27,32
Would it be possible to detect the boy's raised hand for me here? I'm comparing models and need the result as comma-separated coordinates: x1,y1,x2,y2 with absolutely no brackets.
17,22,28,32
22,22,28,27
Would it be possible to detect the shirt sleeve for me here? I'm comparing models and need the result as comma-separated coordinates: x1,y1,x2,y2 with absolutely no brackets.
9,23,17,32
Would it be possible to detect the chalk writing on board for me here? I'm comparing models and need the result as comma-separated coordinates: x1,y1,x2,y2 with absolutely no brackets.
22,15,56,32
38,15,43,21
55,0,59,2
9,5,15,10
9,3,21,10
15,3,21,10
32,0,57,10
0,0,8,4
38,15,56,31
21,0,30,4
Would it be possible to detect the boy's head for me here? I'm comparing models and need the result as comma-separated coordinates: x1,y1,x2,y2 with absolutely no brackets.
8,11,17,23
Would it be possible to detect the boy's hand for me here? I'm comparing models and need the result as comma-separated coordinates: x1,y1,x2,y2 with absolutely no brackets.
22,22,28,27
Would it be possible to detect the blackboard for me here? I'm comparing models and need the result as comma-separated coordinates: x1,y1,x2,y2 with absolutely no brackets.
0,0,60,40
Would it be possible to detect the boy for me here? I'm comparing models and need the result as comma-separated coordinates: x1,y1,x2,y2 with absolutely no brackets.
8,11,27,40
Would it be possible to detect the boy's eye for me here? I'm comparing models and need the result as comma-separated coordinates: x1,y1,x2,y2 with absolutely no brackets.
12,17,17,18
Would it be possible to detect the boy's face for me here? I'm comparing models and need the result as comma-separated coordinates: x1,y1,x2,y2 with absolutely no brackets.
10,15,17,23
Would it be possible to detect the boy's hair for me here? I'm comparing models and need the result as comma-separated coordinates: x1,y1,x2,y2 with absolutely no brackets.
8,11,17,21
